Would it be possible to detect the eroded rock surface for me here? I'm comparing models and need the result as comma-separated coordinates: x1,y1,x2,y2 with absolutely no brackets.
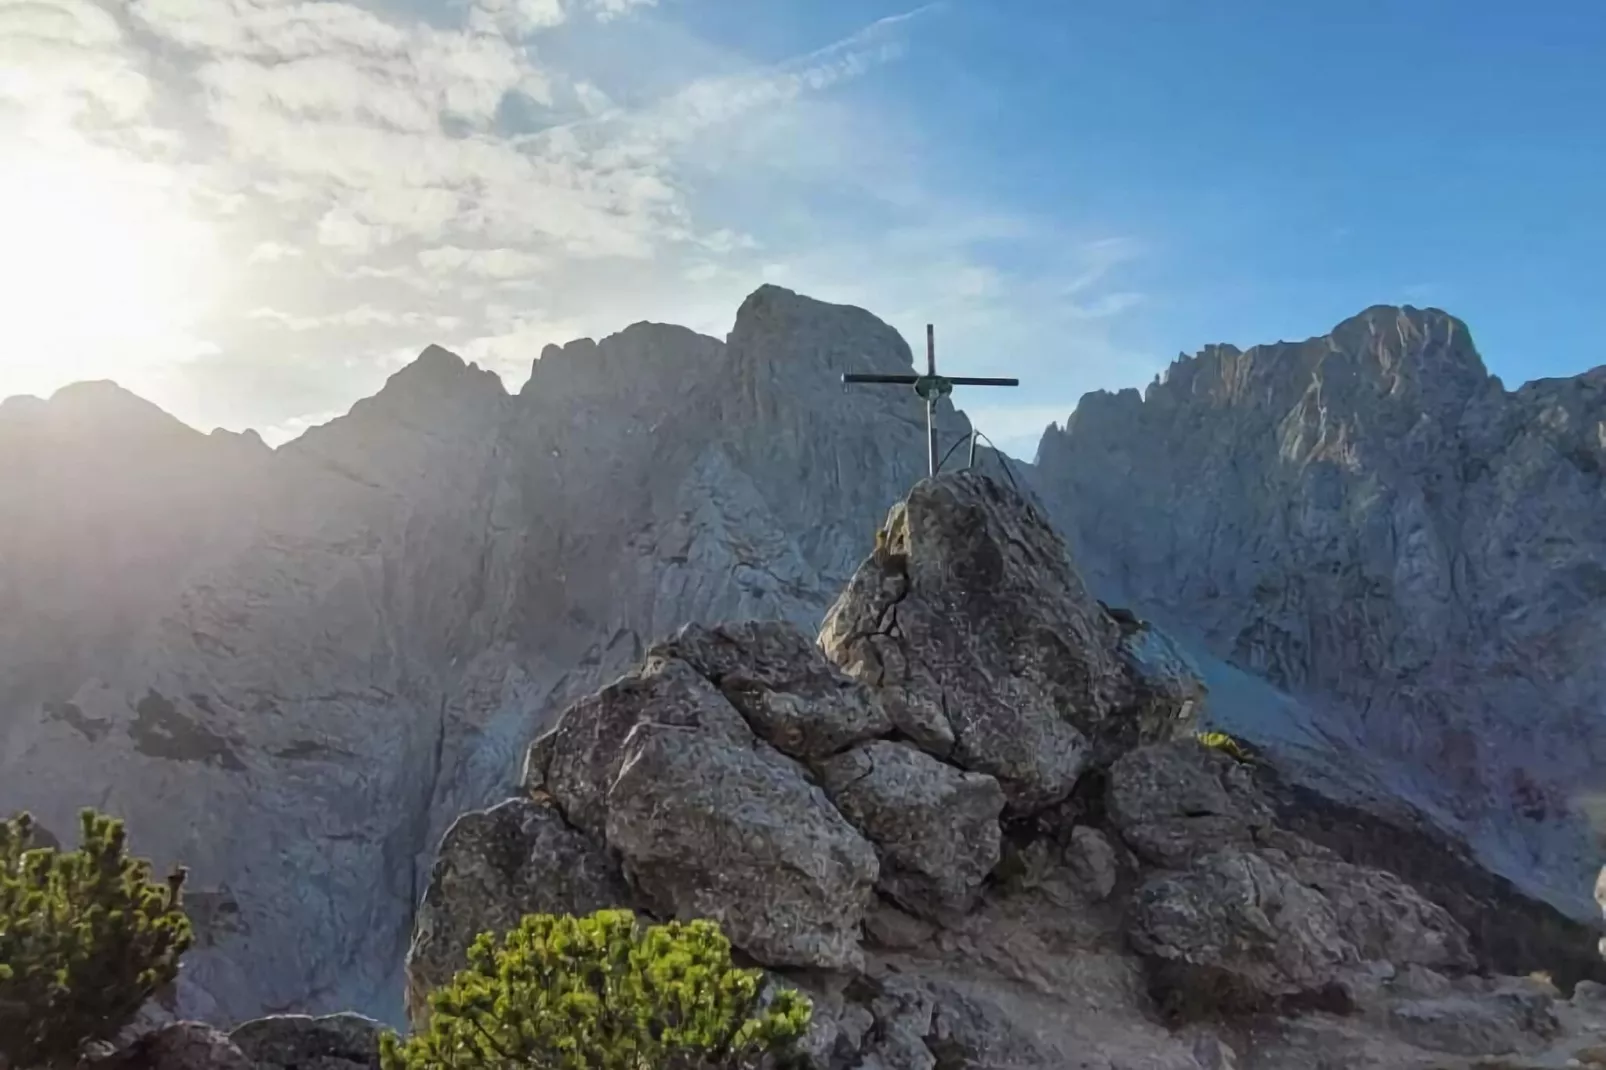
404,797,630,1017
604,723,878,972
229,1013,384,1070
1106,740,1275,869
818,472,1198,812
88,1023,252,1070
651,621,893,759
817,739,1005,920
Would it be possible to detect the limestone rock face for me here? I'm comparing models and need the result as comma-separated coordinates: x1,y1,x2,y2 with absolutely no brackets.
1031,304,1606,918
819,472,1197,812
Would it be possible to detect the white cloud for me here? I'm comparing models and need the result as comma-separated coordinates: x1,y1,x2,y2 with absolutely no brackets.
248,304,441,331
246,240,303,264
585,0,656,22
0,0,153,125
419,246,547,279
0,0,1151,454
468,0,566,36
260,408,344,447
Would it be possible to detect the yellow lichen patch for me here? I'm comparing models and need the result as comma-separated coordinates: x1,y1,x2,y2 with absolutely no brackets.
1195,730,1252,763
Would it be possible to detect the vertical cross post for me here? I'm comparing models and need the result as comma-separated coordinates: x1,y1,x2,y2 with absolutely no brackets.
842,324,1020,477
924,324,938,477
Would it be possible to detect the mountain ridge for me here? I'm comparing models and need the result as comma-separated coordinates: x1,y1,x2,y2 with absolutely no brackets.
1030,300,1606,922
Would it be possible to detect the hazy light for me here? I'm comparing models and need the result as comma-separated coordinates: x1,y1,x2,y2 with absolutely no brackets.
0,139,220,401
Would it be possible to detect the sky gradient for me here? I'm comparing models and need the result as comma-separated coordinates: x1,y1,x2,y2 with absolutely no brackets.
2,0,1602,458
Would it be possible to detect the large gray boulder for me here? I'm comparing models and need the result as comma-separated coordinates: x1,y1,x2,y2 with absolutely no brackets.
229,1013,385,1070
604,722,879,971
529,656,753,841
404,797,631,1021
1128,844,1474,1013
649,621,893,759
1116,741,1477,1016
519,623,887,972
819,471,1198,813
816,739,1005,920
1105,740,1275,869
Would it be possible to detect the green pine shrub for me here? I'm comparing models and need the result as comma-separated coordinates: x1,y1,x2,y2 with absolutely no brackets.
0,808,193,1070
382,909,813,1070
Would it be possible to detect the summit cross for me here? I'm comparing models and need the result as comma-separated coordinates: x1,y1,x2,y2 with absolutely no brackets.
842,324,1019,477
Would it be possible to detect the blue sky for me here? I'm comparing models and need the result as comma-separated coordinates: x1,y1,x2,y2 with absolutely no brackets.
673,0,1606,407
1,0,1601,456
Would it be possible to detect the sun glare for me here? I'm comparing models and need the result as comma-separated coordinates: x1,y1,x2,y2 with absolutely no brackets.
0,140,219,402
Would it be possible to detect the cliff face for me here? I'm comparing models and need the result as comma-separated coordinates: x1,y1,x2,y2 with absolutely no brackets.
1031,305,1606,918
0,285,983,1025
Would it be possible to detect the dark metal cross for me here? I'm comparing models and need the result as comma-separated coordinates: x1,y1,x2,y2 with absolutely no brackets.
842,324,1019,477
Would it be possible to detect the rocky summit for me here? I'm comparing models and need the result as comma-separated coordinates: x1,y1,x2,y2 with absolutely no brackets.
405,470,1606,1069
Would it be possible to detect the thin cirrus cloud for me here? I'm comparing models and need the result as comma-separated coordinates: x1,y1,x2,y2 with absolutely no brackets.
0,0,1153,454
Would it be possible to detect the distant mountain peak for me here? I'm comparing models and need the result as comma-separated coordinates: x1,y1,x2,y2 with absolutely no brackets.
370,343,507,409
1327,303,1476,355
0,379,196,443
728,284,916,382
520,323,726,406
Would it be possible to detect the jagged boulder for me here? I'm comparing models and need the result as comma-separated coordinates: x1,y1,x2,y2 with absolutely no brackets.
1128,841,1475,1016
404,797,631,1020
1106,740,1276,868
819,472,1197,814
816,739,1005,920
229,1013,385,1070
1117,738,1477,1017
86,1023,251,1070
1287,852,1476,976
1386,976,1560,1056
650,621,893,759
604,722,878,971
527,656,753,840
1129,846,1363,1010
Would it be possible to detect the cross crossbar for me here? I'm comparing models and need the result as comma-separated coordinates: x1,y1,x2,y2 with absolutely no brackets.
840,324,1019,476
